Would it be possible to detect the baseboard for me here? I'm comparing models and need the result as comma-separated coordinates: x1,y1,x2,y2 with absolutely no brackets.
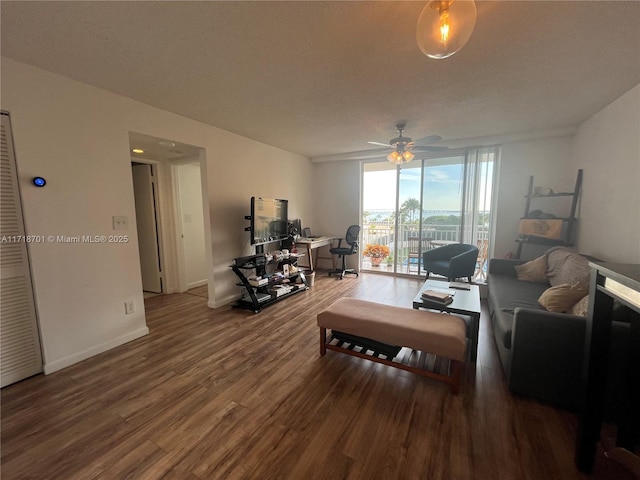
43,326,150,375
187,279,208,289
208,293,237,309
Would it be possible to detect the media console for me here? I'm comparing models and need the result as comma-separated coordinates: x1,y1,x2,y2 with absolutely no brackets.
231,252,309,313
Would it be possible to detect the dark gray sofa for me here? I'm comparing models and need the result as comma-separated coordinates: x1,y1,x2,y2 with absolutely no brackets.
487,248,632,411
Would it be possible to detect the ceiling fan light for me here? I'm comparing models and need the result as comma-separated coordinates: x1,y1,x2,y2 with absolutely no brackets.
402,151,415,162
387,151,403,164
416,0,477,59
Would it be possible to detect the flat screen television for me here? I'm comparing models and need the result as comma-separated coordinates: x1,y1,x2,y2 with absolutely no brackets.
250,196,288,245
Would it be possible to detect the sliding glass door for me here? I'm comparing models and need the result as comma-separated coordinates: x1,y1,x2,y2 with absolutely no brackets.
361,162,397,272
362,147,497,281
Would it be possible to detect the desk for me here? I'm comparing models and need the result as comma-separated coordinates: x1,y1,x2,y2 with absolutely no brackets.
296,237,334,271
575,262,640,472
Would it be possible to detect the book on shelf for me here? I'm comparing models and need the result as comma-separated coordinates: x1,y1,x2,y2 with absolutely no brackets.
449,281,471,290
421,289,454,305
248,277,268,287
240,292,271,304
268,285,294,297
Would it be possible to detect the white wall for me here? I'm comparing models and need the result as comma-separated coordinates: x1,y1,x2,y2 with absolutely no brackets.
312,160,361,270
1,58,313,373
493,136,575,259
494,85,640,262
570,84,640,263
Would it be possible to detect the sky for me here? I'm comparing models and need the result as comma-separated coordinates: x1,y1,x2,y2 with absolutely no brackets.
363,164,464,212
363,156,494,213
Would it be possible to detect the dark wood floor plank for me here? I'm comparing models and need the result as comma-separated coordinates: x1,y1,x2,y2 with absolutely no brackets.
72,439,167,480
2,407,135,479
2,273,627,479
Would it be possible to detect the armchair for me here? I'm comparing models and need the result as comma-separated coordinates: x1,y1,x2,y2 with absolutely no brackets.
422,243,479,282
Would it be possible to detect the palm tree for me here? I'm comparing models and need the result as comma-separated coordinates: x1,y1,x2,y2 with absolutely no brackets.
400,197,421,223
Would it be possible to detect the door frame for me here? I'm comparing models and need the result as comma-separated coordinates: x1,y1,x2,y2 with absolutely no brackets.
131,159,166,293
170,158,207,293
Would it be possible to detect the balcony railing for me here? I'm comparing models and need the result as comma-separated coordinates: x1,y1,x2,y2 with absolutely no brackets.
361,221,489,281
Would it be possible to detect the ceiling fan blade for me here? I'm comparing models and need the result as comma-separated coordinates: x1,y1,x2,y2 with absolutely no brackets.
412,135,443,146
412,145,449,152
367,141,392,147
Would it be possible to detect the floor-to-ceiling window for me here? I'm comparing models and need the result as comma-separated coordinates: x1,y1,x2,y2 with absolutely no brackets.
361,147,498,282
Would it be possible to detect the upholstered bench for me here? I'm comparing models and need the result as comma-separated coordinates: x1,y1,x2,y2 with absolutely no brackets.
317,297,467,393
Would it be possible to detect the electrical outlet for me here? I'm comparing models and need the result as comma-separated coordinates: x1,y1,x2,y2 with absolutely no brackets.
125,299,135,315
113,215,129,230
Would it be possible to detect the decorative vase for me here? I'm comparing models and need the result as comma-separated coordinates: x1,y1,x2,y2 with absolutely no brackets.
370,256,383,266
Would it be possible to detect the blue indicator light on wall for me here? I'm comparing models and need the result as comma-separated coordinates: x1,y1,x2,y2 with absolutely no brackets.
32,177,46,187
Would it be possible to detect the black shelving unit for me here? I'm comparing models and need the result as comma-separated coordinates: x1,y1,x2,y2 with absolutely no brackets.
231,253,308,313
515,169,582,259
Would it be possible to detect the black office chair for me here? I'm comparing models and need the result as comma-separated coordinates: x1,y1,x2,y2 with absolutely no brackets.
329,225,361,279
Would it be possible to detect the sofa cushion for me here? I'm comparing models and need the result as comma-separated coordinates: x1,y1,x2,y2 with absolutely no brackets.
546,247,590,287
494,309,514,349
515,254,548,283
488,273,549,349
538,283,589,313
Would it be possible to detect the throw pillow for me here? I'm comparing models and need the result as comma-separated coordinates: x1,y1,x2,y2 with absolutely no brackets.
570,295,589,317
515,255,548,283
545,247,590,287
538,283,589,313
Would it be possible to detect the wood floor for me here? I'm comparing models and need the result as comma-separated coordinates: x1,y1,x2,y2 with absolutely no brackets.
0,273,631,479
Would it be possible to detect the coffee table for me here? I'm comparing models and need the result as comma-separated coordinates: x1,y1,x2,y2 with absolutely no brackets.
412,280,481,362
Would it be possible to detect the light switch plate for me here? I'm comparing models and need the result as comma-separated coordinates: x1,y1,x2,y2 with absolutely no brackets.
113,215,129,230
125,299,135,314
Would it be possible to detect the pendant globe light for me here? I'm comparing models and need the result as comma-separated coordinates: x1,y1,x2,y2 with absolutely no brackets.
416,1,477,59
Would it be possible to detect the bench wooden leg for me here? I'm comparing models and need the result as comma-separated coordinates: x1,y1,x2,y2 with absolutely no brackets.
320,327,326,356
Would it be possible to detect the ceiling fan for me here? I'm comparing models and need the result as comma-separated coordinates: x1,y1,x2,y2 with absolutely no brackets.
368,123,448,164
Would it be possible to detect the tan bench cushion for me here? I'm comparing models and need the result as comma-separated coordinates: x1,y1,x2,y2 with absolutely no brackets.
317,297,466,361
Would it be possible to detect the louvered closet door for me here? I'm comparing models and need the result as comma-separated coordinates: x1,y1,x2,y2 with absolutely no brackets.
0,112,43,387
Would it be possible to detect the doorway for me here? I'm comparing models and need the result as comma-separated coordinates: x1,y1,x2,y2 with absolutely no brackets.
129,132,210,298
173,162,207,291
132,162,163,294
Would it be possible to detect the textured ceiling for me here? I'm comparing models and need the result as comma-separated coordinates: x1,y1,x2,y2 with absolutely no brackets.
2,1,639,160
